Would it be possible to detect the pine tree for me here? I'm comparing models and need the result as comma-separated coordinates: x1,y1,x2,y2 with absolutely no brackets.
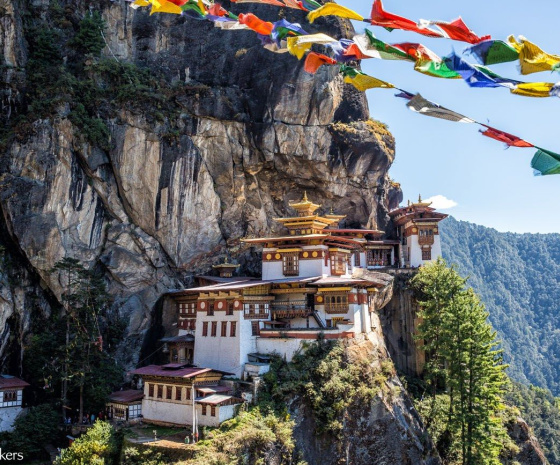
412,258,508,465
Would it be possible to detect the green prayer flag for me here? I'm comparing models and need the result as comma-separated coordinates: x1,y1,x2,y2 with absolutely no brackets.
531,148,560,176
414,60,462,79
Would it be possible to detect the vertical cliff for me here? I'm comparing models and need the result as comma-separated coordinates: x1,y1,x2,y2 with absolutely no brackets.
0,0,401,369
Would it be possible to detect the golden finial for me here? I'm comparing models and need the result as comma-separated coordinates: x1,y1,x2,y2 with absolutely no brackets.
302,191,308,202
224,257,229,264
329,206,335,215
418,194,422,203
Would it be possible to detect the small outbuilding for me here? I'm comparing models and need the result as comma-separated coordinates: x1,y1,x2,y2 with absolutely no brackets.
106,390,144,422
0,375,29,432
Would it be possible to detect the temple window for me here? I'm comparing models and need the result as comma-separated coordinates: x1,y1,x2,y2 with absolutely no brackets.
202,405,207,416
422,247,432,260
202,322,208,337
354,251,361,266
282,253,299,276
175,387,182,401
221,321,227,337
230,321,237,337
211,406,216,417
324,294,349,314
208,303,214,316
3,390,17,403
211,321,217,337
157,385,163,399
243,303,269,319
251,322,260,336
366,249,391,267
166,386,172,400
148,384,154,397
226,303,234,315
330,253,346,275
418,228,435,245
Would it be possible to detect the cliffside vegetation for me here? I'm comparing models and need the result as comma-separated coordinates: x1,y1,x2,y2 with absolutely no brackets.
505,382,560,464
23,258,125,422
440,216,560,395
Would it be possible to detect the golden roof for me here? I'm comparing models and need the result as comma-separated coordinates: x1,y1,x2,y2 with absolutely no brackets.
288,191,321,216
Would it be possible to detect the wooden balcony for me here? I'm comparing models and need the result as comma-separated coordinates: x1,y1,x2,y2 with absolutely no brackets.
270,301,312,319
324,303,349,314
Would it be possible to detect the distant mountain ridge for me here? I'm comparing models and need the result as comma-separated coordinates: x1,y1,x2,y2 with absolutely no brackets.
440,216,560,395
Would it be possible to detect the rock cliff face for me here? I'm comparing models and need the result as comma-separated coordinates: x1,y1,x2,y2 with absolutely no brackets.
0,0,400,368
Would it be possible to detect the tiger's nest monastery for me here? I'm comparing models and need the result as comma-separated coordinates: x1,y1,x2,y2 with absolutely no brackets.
129,194,447,427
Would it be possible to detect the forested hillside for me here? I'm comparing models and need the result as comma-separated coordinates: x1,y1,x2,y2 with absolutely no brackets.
440,216,560,395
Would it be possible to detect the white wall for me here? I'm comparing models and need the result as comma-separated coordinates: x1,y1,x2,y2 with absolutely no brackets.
142,399,193,426
0,406,23,432
407,234,443,268
194,311,256,378
257,337,304,362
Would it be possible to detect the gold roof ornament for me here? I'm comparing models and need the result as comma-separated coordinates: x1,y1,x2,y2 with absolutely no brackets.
288,191,321,217
411,194,432,208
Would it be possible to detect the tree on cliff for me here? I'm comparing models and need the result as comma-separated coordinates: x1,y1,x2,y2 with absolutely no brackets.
412,258,508,465
30,258,124,421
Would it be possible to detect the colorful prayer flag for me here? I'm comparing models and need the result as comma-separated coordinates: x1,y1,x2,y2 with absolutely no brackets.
340,66,394,91
304,52,337,74
308,4,364,24
508,35,560,75
352,31,413,61
238,13,274,35
511,82,556,98
479,126,533,147
464,39,519,66
444,53,520,87
406,94,475,123
230,0,285,6
271,19,307,44
148,0,183,15
369,0,443,38
414,60,461,79
287,33,337,59
531,148,560,176
427,17,490,44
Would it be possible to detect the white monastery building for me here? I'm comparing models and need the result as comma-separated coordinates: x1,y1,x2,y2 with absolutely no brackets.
131,194,447,427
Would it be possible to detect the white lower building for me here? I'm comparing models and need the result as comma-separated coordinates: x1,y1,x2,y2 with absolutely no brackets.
130,364,243,427
0,375,29,432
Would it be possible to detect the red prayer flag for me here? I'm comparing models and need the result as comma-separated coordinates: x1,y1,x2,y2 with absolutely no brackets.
208,3,227,16
304,52,337,74
167,0,188,5
369,0,443,38
238,13,274,35
432,17,490,44
392,43,440,62
480,125,534,148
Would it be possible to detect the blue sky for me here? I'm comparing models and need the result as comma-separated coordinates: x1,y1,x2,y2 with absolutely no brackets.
335,0,560,233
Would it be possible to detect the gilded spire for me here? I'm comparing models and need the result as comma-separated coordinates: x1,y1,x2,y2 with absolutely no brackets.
302,191,308,202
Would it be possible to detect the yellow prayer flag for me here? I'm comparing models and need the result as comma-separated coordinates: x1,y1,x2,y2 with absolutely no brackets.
510,82,555,98
198,0,207,15
287,33,336,60
508,35,560,75
343,74,394,92
307,4,364,24
131,0,150,8
149,0,183,15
